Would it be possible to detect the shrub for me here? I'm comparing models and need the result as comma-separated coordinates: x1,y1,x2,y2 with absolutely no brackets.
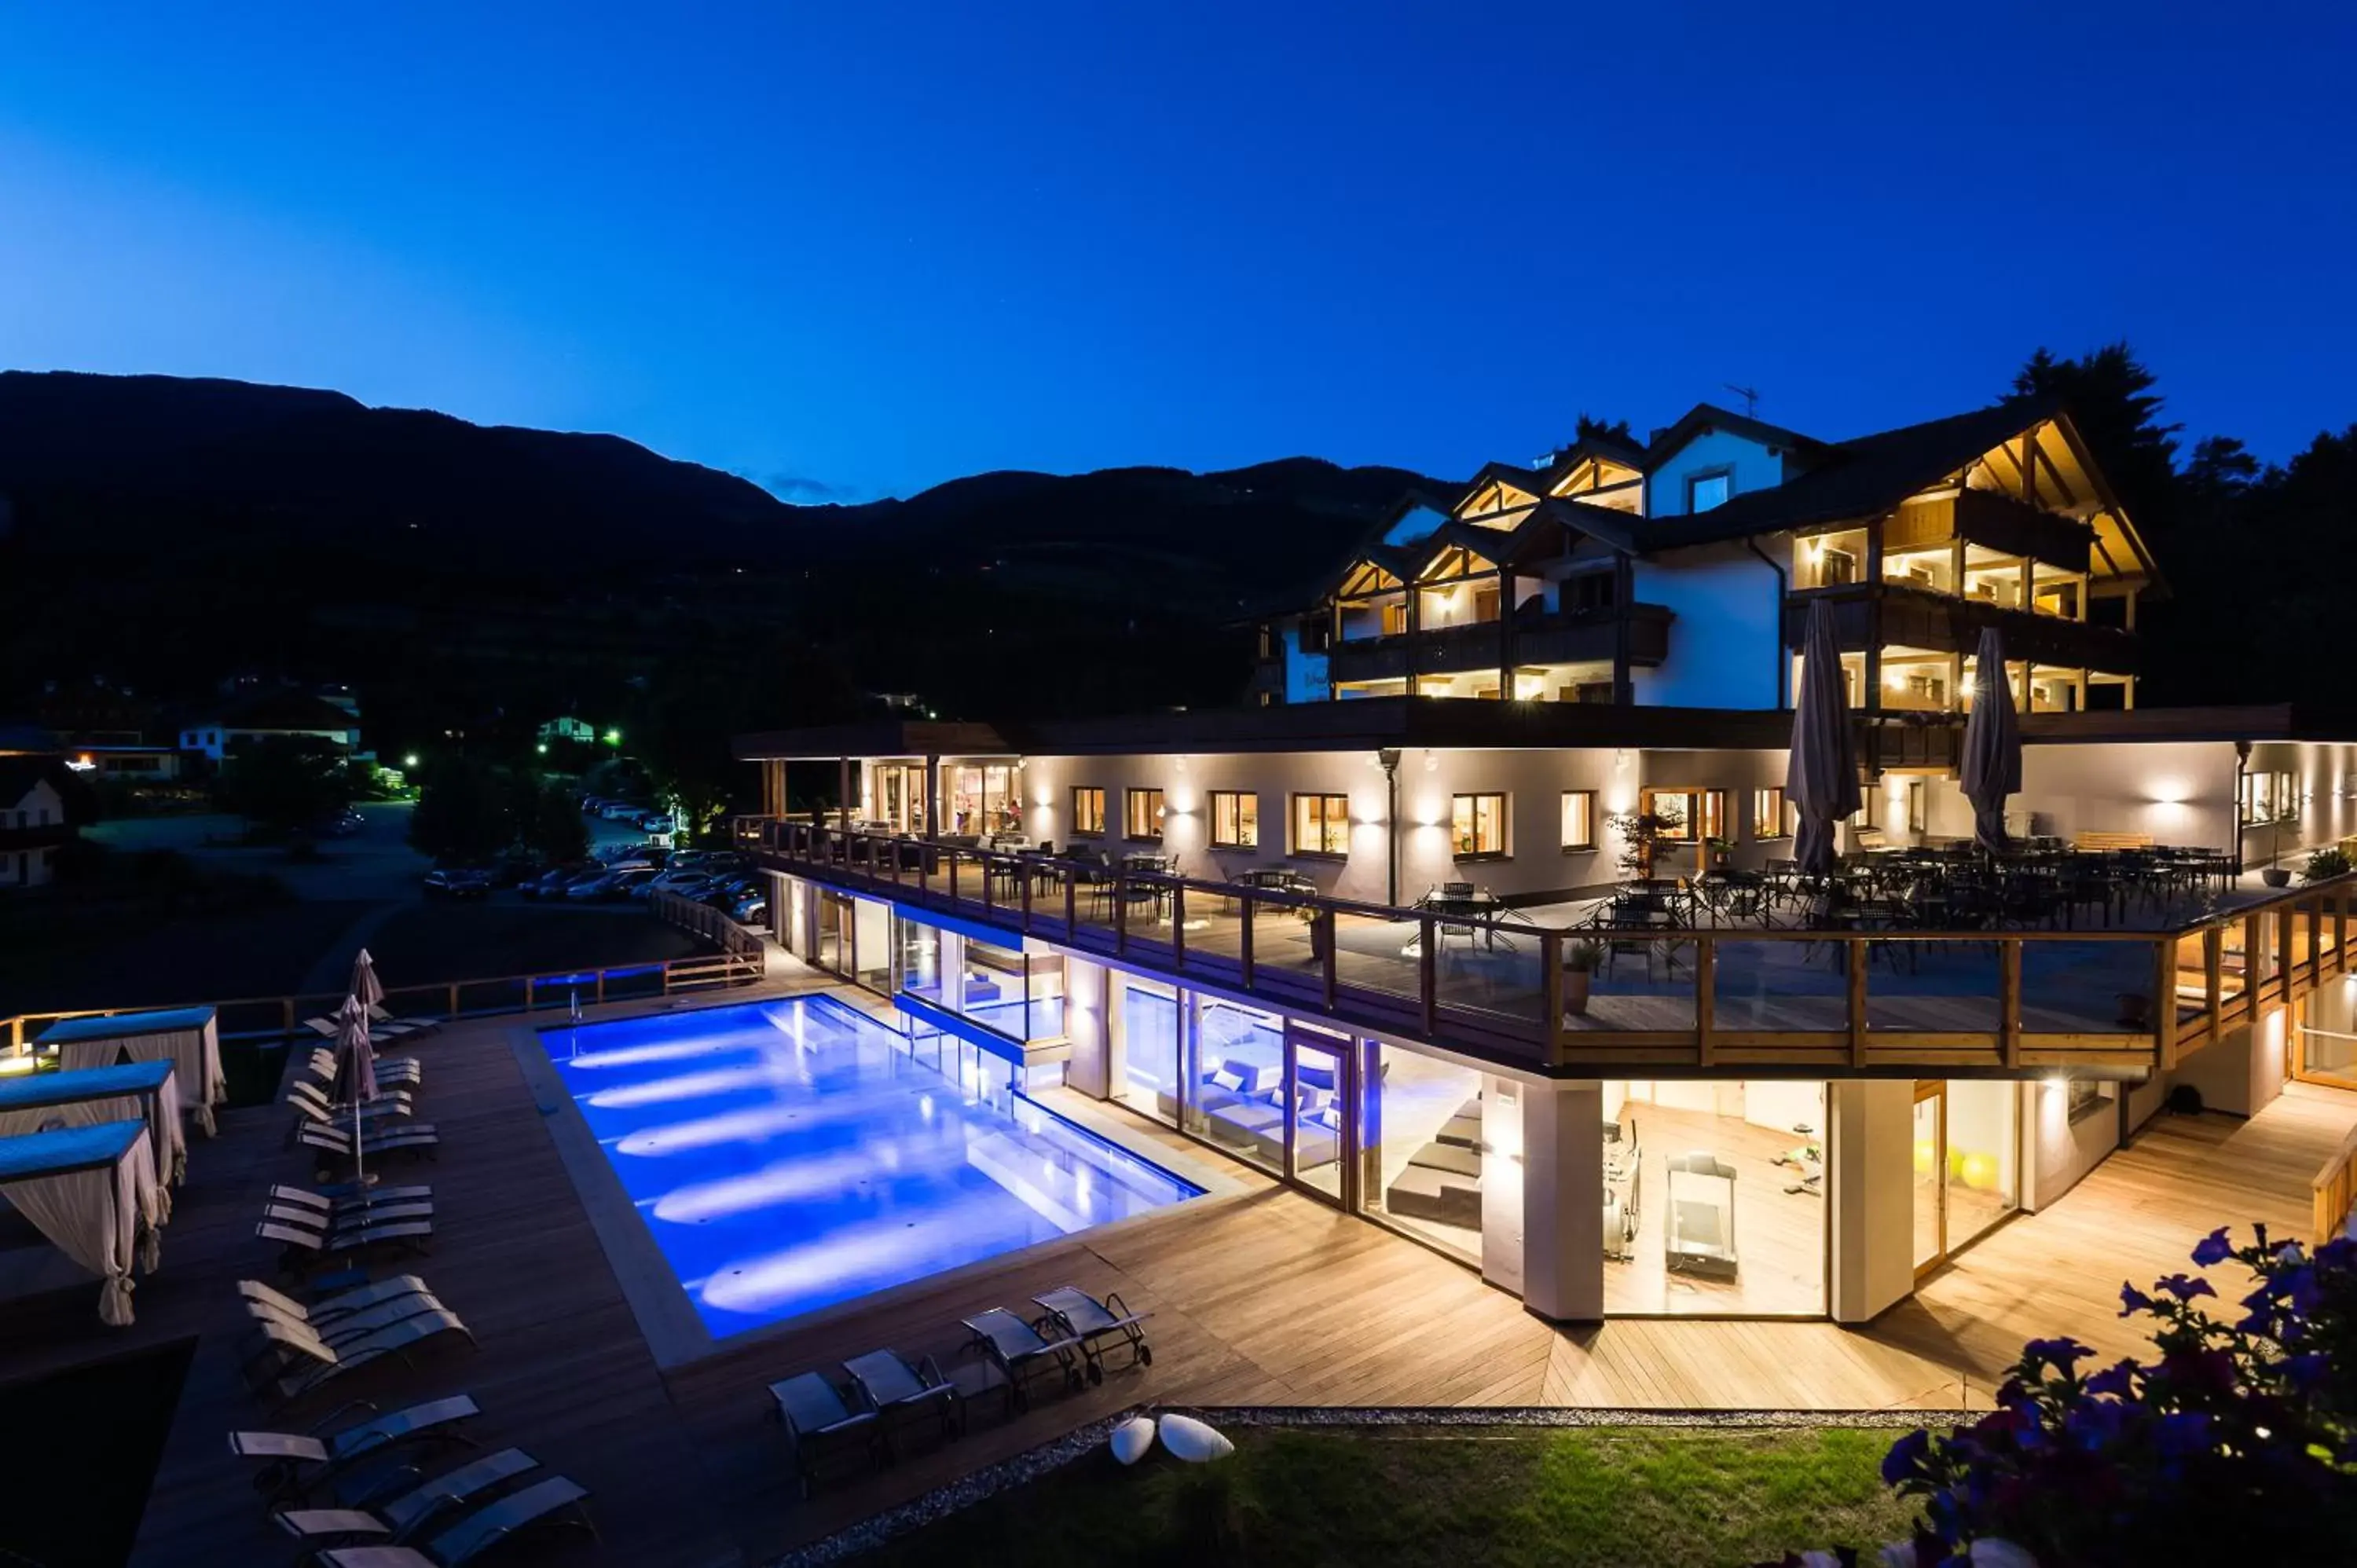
2303,846,2352,882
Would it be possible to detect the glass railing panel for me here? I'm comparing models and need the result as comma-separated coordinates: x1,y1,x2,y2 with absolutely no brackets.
1250,903,1327,989
1712,936,1851,1033
1567,929,1695,1033
1857,935,2001,1034
1428,916,1546,1038
2173,929,2210,1022
1115,878,1178,964
2021,940,2151,1035
1329,910,1424,1009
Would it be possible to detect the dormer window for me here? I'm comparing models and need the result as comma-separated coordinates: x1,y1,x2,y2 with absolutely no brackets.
1686,471,1732,512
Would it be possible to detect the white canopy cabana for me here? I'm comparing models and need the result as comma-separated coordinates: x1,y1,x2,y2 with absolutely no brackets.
34,1007,225,1135
0,1120,163,1325
0,1060,185,1205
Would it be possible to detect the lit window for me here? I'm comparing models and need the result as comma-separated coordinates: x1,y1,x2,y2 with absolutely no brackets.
1640,787,1725,842
1451,793,1508,857
1753,786,1789,840
1687,471,1732,512
1071,787,1105,837
1560,789,1596,852
1124,788,1164,840
1292,793,1351,856
1209,791,1259,848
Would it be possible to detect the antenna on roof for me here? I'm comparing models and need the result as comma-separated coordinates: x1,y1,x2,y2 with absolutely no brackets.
1724,383,1761,419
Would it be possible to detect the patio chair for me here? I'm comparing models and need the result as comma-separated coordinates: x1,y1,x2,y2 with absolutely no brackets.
841,1348,959,1456
244,1290,452,1361
961,1307,1084,1409
768,1371,882,1497
272,1448,540,1551
251,1310,478,1406
313,1475,596,1568
306,1048,423,1089
231,1394,483,1506
1032,1284,1153,1379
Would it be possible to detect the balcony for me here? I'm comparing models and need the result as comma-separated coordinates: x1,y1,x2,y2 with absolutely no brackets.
750,819,2353,1079
1886,488,2096,573
1329,604,1669,687
1784,584,2139,675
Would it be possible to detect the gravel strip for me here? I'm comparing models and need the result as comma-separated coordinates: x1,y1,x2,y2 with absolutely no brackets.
765,1404,1946,1566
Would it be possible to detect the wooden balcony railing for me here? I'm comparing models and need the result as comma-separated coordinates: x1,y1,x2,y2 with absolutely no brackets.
746,816,2357,1079
2314,1120,2357,1242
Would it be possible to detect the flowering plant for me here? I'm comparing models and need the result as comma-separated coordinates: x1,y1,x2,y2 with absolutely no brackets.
1769,1224,2357,1566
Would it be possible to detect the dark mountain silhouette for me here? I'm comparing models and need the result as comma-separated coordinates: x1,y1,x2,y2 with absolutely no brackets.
0,372,1441,731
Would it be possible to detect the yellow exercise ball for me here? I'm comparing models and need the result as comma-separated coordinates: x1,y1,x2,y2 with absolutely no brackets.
1913,1138,1935,1175
1959,1151,1999,1192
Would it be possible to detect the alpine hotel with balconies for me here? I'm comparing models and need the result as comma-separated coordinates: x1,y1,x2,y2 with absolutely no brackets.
735,392,2357,1332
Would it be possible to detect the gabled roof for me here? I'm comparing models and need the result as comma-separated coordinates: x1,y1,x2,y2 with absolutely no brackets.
1541,432,1649,482
1450,462,1549,516
1637,396,2069,551
1641,403,1824,472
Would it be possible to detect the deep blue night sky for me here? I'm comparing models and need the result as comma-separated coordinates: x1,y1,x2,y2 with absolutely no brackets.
3,3,2351,500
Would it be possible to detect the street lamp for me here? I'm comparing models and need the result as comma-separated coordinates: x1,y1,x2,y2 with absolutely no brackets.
402,753,420,768
603,729,622,746
536,742,548,755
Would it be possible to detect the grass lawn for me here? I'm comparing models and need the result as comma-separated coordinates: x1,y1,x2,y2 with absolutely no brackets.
869,1425,1920,1568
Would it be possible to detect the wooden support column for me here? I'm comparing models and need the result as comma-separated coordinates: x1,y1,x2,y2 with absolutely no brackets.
837,757,852,831
1695,939,1717,1066
924,754,940,837
1999,942,2022,1068
1847,941,1869,1066
2154,938,2179,1070
1497,569,1513,700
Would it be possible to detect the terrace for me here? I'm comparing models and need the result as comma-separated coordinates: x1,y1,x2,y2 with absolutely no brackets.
5,983,2349,1566
746,819,2354,1079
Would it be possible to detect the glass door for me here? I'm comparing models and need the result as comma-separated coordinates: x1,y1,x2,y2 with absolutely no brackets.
1912,1082,1946,1274
1285,1027,1347,1203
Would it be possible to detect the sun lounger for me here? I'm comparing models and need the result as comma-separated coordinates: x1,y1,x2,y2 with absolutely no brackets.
272,1447,539,1548
842,1348,957,1455
1032,1285,1153,1380
240,1275,438,1328
269,1183,435,1218
260,1218,434,1273
299,1124,441,1165
232,1394,482,1506
245,1284,446,1344
312,1475,595,1568
307,1048,423,1085
768,1371,881,1497
302,1009,438,1044
289,1083,416,1120
961,1307,1083,1409
265,1197,435,1231
258,1310,477,1405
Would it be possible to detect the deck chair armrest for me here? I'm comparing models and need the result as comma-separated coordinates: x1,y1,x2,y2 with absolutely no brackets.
308,1398,382,1435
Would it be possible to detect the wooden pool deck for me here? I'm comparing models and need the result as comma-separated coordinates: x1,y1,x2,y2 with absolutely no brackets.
0,987,2347,1566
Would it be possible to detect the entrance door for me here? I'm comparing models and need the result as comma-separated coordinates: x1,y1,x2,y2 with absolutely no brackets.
1912,1082,1946,1274
1285,1028,1348,1205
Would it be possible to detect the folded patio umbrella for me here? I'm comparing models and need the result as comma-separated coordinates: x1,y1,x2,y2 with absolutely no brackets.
1960,625,2022,855
350,948,385,1012
1786,599,1862,877
332,997,378,1187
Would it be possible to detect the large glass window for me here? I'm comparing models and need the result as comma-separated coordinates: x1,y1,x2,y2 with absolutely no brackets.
852,896,893,995
872,762,928,833
1686,471,1732,512
893,913,941,1004
1209,791,1259,848
1451,793,1507,858
1941,1079,2019,1254
1072,786,1106,837
1114,975,1182,1125
960,939,1029,1038
2241,770,2297,826
1124,787,1164,841
1639,787,1726,844
1186,998,1285,1174
1753,787,1790,840
1360,1045,1487,1265
948,764,1020,836
1602,1079,1826,1316
1292,793,1350,856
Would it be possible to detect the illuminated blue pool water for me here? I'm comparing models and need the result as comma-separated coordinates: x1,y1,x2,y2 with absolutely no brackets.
541,995,1201,1339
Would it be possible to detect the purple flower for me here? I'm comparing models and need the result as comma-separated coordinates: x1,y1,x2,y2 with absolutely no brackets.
2190,1226,2235,1267
2022,1337,2094,1376
2154,1409,2214,1456
2282,1351,2330,1391
1881,1428,1931,1486
2084,1359,2138,1398
2314,1234,2357,1269
2118,1280,2154,1316
2155,1273,2217,1302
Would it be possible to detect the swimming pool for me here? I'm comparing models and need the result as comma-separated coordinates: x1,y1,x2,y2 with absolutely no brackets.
540,995,1201,1339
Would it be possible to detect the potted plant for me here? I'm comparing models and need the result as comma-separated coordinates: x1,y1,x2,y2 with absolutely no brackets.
2302,845,2352,883
1563,940,1604,1016
1604,800,1685,881
1704,835,1733,872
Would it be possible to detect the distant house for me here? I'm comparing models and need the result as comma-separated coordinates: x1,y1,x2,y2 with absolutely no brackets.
69,745,186,782
0,760,72,891
538,716,596,744
180,691,363,764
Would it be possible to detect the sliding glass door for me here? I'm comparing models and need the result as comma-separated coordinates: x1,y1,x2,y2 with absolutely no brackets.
1285,1025,1347,1203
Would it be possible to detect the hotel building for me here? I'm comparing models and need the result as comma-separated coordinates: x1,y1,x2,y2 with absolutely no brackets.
732,395,2357,1327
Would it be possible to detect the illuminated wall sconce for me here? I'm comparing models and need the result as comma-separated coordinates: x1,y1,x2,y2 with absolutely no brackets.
1423,748,1439,773
1613,749,1633,773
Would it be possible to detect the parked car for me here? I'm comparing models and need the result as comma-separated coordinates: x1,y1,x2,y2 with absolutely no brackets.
519,865,583,899
599,801,643,822
699,877,757,910
567,866,657,902
423,867,492,900
486,852,544,888
635,810,675,834
579,794,606,814
639,871,710,901
728,892,768,925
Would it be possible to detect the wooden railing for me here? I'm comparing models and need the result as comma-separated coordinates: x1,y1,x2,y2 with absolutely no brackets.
3,914,767,1057
743,815,2357,1079
2314,1122,2357,1242
647,888,768,972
